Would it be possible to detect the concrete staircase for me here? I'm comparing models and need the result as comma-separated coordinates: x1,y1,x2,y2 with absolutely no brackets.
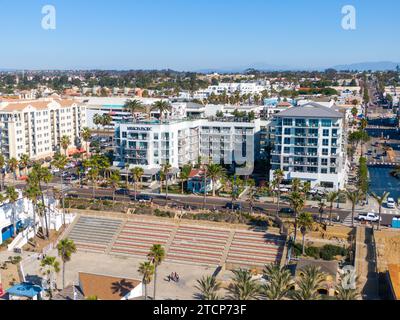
68,216,123,253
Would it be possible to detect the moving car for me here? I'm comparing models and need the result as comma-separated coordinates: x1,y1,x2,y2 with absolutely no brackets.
279,207,295,215
224,202,242,211
136,194,153,203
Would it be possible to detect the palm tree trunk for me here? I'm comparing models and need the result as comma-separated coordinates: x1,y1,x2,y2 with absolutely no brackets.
12,205,16,237
144,283,147,301
39,182,49,239
329,204,333,226
181,179,184,194
351,205,355,228
276,192,281,216
32,203,36,235
62,261,66,289
302,233,306,255
61,173,65,227
153,266,157,300
378,206,381,231
294,211,298,242
134,181,137,201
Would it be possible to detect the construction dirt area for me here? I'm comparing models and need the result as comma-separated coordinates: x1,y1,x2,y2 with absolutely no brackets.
374,229,400,272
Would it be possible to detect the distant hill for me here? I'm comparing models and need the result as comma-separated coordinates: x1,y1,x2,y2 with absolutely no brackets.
332,61,400,71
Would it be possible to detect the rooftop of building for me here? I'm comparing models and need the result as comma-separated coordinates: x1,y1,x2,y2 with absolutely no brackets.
78,272,142,300
388,264,400,300
274,102,343,119
0,98,78,113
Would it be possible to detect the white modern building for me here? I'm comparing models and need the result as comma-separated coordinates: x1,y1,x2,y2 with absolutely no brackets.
269,102,348,190
0,98,86,160
113,118,265,178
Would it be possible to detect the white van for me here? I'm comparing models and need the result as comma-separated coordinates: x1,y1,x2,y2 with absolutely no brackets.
387,198,396,209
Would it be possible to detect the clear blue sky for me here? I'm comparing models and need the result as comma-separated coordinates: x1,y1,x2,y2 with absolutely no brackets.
0,0,399,70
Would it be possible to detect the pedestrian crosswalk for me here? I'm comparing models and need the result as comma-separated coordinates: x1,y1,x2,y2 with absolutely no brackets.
343,213,354,226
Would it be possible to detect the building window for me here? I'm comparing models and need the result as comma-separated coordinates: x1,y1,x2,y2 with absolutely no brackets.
283,118,292,126
322,139,329,146
323,129,329,137
322,148,329,156
321,119,332,127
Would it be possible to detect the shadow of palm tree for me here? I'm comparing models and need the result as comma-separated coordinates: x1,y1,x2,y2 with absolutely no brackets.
110,279,136,298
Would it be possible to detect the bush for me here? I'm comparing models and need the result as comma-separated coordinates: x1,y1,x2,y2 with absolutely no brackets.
319,244,348,261
77,204,87,210
305,246,320,259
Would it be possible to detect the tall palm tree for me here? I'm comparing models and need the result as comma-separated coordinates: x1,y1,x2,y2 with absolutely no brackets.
161,163,172,206
179,164,192,194
291,266,326,300
195,275,221,300
57,238,77,290
19,154,30,176
0,154,5,191
138,261,155,301
152,100,172,122
207,163,226,197
262,264,292,300
273,169,284,216
124,99,145,119
81,127,92,158
7,157,19,183
6,186,19,237
28,163,53,239
24,185,41,235
148,244,165,300
52,153,68,226
326,191,340,225
335,274,360,300
108,170,121,203
60,135,71,156
131,167,144,201
87,168,99,199
371,191,389,231
227,269,260,300
40,256,60,299
291,178,302,193
297,212,314,255
346,190,362,228
288,191,305,242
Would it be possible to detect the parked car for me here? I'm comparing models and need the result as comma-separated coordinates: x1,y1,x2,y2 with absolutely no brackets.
356,212,381,222
136,194,153,203
116,188,130,195
387,198,396,209
279,207,295,215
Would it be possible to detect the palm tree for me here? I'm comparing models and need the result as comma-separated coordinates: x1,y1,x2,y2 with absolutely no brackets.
57,238,77,290
28,163,53,239
148,244,165,300
335,274,360,300
60,135,71,156
124,99,145,119
179,164,192,194
152,100,172,122
161,163,172,206
7,157,19,183
138,261,155,300
346,190,362,228
291,178,302,193
24,185,41,235
291,266,326,300
131,167,144,201
87,168,99,199
227,269,260,300
52,153,68,226
206,163,225,197
318,201,326,224
195,276,221,300
326,191,340,225
297,212,314,255
19,154,30,176
288,191,305,242
262,264,292,300
371,191,389,231
273,169,284,216
0,154,5,191
5,186,19,237
40,256,60,299
81,127,92,158
108,170,121,203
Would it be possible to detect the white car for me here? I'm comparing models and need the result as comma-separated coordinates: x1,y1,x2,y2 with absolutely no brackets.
387,198,396,209
357,213,381,222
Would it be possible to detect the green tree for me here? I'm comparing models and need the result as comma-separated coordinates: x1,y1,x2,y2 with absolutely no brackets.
0,154,5,191
108,170,121,203
326,191,340,225
6,186,19,237
7,157,19,183
81,127,92,158
24,185,41,235
227,269,260,300
206,163,226,197
40,256,60,299
57,238,77,290
152,100,172,122
60,135,71,156
124,99,145,119
195,276,221,300
291,266,326,300
179,164,192,194
131,167,144,201
19,154,30,176
138,261,155,301
262,264,292,300
288,191,305,242
148,244,166,300
297,212,314,255
161,163,172,206
371,192,389,231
